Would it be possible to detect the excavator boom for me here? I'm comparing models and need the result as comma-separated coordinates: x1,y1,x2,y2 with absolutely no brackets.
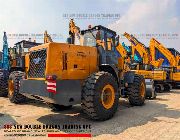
123,32,149,65
149,38,176,67
44,31,53,43
116,43,127,58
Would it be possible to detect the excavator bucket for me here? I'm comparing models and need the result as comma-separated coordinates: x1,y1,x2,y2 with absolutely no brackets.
150,58,164,68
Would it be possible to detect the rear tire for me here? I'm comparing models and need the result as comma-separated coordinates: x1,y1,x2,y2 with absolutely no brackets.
8,71,26,103
127,75,146,106
164,84,171,92
155,84,163,93
81,71,119,121
147,91,157,99
0,71,8,97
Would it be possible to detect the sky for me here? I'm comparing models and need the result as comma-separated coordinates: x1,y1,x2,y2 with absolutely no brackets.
0,0,179,52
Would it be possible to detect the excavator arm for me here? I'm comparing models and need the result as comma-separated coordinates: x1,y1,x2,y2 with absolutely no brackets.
123,32,149,65
176,55,180,66
69,19,84,46
149,38,176,67
115,43,131,71
116,43,127,58
44,31,53,43
150,58,164,68
69,19,76,35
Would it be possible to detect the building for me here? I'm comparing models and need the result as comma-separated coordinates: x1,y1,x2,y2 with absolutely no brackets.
14,40,41,57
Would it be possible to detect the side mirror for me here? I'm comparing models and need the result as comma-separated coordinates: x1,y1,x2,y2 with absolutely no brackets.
115,36,119,47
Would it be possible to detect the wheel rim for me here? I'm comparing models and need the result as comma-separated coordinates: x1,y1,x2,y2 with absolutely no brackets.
101,84,115,109
140,82,145,98
8,80,14,96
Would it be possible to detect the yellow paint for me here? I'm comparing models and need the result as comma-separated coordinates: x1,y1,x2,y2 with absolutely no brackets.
149,38,176,67
101,84,115,109
133,70,166,81
8,80,14,96
27,42,98,80
172,72,180,81
123,32,149,65
25,54,30,73
140,82,145,98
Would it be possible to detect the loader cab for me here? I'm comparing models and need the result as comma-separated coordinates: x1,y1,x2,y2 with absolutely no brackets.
81,25,117,50
81,25,118,65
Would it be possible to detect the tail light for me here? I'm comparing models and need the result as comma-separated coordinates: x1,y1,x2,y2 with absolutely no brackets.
149,55,152,62
46,75,57,94
46,75,57,80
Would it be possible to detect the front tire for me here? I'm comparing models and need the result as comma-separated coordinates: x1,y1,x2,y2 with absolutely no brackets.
8,71,26,103
81,71,119,121
127,75,146,106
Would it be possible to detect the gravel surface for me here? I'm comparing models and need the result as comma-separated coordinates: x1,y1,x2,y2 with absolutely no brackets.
0,89,180,140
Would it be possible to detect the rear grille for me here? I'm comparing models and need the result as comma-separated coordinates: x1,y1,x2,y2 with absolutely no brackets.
28,49,47,78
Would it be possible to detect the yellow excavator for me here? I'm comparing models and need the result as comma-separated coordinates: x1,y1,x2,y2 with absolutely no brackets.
122,32,172,98
123,32,164,69
115,42,157,98
149,38,180,88
123,32,150,66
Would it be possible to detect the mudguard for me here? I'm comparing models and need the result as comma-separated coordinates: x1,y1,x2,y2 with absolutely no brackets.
124,71,135,84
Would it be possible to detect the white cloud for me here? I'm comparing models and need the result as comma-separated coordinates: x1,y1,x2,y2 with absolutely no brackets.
116,0,132,2
108,0,180,52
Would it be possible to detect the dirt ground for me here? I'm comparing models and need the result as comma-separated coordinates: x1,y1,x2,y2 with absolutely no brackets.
0,89,180,140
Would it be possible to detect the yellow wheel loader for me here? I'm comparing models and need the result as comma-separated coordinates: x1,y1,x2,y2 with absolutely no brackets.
8,24,146,121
